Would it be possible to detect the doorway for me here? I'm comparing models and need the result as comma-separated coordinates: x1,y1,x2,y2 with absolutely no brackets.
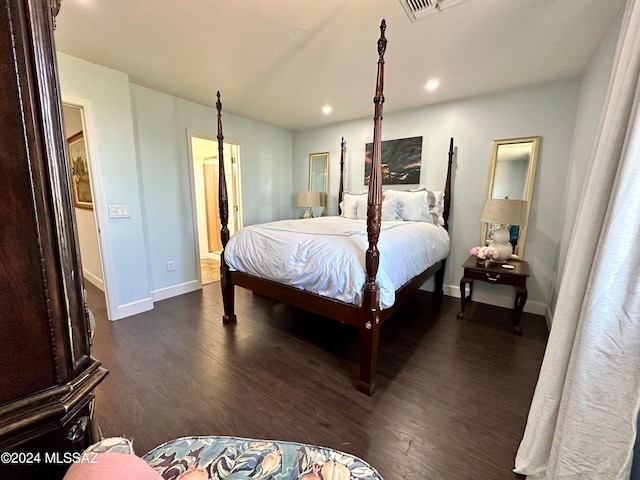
189,134,242,285
61,103,110,317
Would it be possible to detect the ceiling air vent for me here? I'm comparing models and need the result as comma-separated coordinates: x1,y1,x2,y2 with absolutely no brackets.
399,0,466,22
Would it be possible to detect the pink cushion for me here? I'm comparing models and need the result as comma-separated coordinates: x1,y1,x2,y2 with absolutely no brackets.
63,452,163,480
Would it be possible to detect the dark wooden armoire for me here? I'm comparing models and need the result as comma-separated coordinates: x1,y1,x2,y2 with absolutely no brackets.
0,0,107,478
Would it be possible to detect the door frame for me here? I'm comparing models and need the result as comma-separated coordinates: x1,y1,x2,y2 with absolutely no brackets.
186,131,243,285
62,95,116,320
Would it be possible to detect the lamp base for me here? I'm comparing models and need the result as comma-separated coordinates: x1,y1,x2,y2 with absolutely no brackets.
491,224,513,262
301,207,314,219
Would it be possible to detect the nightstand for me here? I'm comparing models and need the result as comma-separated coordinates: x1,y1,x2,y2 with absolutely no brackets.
457,255,529,334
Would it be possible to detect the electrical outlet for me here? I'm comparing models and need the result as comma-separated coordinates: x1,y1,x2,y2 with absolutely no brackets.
167,261,175,271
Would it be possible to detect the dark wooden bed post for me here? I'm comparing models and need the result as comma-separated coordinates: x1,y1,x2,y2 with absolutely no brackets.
216,91,237,324
443,137,454,231
357,19,387,396
434,137,454,296
338,137,345,216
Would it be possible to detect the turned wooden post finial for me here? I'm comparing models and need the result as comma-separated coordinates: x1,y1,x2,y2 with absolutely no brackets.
51,0,62,29
338,137,345,215
366,19,387,289
216,91,230,247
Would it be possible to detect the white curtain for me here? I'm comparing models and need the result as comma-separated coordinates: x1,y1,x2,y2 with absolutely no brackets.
514,0,640,478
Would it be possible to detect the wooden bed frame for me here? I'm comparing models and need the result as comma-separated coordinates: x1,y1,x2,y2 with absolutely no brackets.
215,20,453,395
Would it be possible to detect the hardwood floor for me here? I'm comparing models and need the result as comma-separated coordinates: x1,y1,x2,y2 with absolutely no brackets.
85,282,547,479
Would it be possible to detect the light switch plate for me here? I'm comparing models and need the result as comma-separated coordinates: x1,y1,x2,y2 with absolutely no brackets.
109,205,130,218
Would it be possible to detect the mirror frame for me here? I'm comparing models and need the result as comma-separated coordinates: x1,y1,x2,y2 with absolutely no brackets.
309,152,329,216
481,136,540,259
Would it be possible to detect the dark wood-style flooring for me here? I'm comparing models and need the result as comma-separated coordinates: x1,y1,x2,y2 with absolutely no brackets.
86,281,548,480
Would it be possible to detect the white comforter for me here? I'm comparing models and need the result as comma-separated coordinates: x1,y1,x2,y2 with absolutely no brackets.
224,216,450,309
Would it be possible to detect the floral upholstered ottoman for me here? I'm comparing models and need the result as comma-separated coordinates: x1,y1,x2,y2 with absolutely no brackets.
63,435,384,480
142,436,384,480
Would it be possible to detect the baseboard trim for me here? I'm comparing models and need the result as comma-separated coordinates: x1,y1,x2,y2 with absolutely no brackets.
83,268,104,291
151,280,201,303
445,284,547,316
110,297,154,321
545,304,554,329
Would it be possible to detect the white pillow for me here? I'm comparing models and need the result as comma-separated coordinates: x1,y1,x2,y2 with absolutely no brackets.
355,195,368,220
341,192,366,219
355,197,402,221
384,188,444,225
382,198,402,221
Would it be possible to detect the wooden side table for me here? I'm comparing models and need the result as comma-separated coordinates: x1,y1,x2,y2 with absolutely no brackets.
457,255,529,334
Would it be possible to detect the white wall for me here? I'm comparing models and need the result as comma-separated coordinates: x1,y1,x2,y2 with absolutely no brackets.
293,79,581,315
129,85,293,301
548,13,622,316
57,53,153,320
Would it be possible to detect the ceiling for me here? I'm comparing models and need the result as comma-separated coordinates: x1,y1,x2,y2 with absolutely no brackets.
54,0,626,131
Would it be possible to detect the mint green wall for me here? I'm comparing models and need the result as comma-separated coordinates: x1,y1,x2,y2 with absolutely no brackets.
129,85,293,296
57,53,152,320
57,53,292,318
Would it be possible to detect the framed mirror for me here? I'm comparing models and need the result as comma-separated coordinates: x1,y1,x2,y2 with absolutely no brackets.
481,136,540,259
309,152,329,216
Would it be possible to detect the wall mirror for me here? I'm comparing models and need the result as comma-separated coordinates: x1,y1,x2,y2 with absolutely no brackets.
481,136,540,259
309,152,329,216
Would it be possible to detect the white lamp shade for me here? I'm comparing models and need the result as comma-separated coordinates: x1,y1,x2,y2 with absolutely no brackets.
297,190,321,207
481,198,528,226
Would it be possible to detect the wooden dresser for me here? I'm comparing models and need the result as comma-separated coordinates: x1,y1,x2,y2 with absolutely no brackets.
0,1,107,478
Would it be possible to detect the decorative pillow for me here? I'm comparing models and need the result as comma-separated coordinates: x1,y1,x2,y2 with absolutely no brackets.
384,188,445,225
340,192,366,219
62,452,163,480
355,197,368,221
355,195,368,220
381,198,402,221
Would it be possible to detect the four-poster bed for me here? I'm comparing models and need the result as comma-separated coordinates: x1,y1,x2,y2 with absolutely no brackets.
215,20,454,395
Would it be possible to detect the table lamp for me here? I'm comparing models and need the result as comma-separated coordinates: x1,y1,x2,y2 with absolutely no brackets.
481,198,528,262
297,190,321,219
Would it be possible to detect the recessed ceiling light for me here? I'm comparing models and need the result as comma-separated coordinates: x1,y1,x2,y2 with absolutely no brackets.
322,105,332,114
426,79,439,91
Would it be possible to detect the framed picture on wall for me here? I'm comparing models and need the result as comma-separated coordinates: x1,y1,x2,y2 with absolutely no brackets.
66,131,93,210
364,136,423,185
